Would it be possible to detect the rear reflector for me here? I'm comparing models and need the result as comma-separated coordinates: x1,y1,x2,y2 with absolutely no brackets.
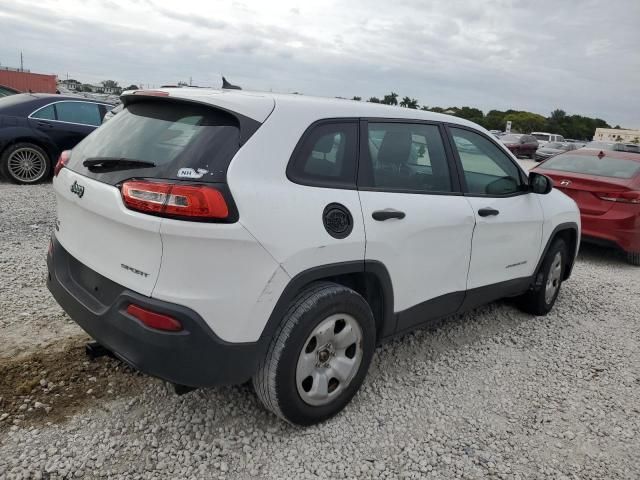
54,150,71,177
595,191,640,204
121,180,229,220
126,304,183,332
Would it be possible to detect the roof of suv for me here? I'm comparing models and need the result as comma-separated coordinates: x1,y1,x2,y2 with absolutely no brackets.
121,87,482,131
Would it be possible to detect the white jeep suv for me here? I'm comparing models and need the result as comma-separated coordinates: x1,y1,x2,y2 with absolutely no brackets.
47,88,580,425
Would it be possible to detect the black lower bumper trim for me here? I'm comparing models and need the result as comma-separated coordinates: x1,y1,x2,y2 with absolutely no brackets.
47,235,267,387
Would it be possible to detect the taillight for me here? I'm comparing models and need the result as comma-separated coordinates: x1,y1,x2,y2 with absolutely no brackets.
126,304,183,332
54,150,71,177
121,180,229,220
595,191,640,204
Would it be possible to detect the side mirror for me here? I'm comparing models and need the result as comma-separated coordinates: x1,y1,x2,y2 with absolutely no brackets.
529,172,553,194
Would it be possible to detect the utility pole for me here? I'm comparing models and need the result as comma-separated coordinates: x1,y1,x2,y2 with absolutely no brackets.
20,51,23,71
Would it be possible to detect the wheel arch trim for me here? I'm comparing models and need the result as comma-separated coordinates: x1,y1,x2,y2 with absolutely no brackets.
260,260,395,343
533,222,579,285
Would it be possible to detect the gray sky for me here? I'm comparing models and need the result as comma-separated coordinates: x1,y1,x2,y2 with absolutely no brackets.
1,0,639,127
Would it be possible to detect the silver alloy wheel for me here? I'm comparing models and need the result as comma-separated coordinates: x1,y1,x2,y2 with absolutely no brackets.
296,313,363,406
7,147,47,183
545,251,563,304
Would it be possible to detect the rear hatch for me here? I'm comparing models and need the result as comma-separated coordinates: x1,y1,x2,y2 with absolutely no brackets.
53,93,267,296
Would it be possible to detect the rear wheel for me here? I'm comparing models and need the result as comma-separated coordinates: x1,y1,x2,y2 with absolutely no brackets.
0,143,51,184
626,251,640,266
517,239,567,315
252,282,375,425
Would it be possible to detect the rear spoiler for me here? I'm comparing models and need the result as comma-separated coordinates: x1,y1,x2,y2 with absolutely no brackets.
120,91,262,146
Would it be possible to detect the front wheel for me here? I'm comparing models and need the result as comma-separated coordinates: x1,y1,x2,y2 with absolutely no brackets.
252,282,376,425
517,239,567,315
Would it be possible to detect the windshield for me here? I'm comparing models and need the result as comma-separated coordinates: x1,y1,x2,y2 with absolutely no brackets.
545,142,566,149
542,153,640,179
532,133,550,141
67,100,242,185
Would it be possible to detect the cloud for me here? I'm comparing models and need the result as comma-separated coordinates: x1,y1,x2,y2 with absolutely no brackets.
1,0,638,127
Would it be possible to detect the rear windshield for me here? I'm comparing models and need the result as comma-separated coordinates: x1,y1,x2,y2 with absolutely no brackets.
501,134,522,142
542,153,640,179
67,100,241,184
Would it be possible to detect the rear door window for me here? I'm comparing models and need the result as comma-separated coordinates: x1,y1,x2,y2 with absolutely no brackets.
56,102,102,126
360,122,453,193
67,100,242,185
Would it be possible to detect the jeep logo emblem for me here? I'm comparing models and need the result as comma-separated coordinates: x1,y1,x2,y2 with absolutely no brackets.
70,180,85,198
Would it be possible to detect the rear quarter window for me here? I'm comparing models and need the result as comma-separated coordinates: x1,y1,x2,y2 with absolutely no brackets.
287,121,358,188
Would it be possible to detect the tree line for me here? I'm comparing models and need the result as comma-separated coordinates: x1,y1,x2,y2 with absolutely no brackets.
348,92,612,140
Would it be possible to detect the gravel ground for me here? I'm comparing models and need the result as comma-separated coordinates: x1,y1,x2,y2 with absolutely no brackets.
0,183,83,360
0,178,639,479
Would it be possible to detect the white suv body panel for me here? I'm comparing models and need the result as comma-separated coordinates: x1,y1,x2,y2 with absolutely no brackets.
53,168,163,297
152,218,290,343
359,190,475,311
536,188,582,261
464,193,544,289
226,99,367,278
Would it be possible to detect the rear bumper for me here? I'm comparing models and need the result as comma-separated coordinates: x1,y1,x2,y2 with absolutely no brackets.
46,235,266,387
581,209,640,253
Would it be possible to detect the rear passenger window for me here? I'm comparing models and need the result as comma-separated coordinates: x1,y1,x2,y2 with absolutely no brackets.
56,102,102,126
360,122,453,193
287,122,358,188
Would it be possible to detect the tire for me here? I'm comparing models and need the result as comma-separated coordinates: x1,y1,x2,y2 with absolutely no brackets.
627,251,640,266
0,142,51,184
252,281,376,426
517,239,567,315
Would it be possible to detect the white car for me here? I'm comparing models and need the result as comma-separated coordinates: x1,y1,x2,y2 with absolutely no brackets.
47,88,580,425
532,132,565,147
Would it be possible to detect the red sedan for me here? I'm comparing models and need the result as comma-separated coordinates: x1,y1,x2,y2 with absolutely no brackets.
532,149,640,265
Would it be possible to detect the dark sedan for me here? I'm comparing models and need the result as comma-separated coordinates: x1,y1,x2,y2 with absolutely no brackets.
500,133,538,159
0,94,113,183
534,142,581,161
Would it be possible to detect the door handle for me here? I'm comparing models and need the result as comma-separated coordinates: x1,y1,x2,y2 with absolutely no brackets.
372,209,406,221
478,207,500,217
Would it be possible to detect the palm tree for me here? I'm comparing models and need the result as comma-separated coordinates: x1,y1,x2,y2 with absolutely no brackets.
382,92,398,105
400,97,419,109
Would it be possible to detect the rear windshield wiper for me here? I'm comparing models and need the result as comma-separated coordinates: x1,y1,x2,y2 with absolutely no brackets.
83,157,156,171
